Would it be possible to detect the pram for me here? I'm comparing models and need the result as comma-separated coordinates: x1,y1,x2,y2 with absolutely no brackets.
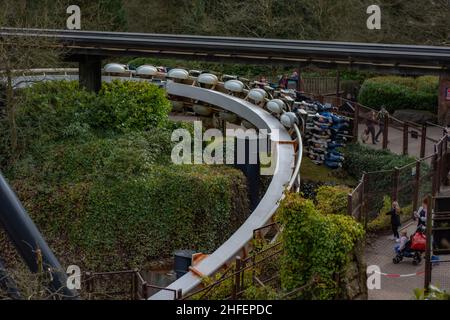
393,228,426,265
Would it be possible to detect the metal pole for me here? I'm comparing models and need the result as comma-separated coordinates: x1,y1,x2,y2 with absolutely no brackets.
0,173,78,299
383,115,389,150
432,154,438,197
392,167,400,202
420,125,427,159
413,160,421,217
424,195,433,293
347,193,353,217
353,103,360,143
403,122,409,155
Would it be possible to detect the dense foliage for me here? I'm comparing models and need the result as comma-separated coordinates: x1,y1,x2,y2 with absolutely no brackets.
315,185,352,216
358,76,438,113
0,80,250,271
367,196,413,233
342,143,419,179
277,193,364,299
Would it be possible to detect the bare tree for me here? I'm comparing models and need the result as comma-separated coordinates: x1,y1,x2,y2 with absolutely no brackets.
0,1,66,158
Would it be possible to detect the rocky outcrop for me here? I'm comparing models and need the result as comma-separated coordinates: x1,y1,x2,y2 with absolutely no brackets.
339,241,368,300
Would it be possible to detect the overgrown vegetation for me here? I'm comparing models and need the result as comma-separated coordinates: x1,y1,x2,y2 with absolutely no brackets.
0,80,250,272
358,76,438,113
277,193,365,300
367,196,413,233
342,143,420,179
315,185,352,216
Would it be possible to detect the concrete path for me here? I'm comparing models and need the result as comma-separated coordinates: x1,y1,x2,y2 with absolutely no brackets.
361,123,450,299
357,124,444,160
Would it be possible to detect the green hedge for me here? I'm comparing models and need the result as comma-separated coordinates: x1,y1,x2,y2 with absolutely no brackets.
277,193,364,300
6,80,170,155
9,155,249,271
342,143,419,179
1,80,250,272
315,185,352,216
358,76,438,113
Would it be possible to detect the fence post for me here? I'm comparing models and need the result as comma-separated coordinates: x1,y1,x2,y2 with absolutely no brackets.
439,141,444,192
335,70,340,106
383,115,389,150
347,193,353,217
132,269,138,300
232,256,242,299
353,103,360,143
444,137,449,186
420,125,427,159
142,281,149,300
392,167,400,202
84,272,91,299
403,122,409,155
432,153,438,197
362,173,368,229
424,195,433,294
413,160,421,218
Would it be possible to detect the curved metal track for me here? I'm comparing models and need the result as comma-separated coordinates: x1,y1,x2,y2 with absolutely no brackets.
150,82,296,300
4,71,300,300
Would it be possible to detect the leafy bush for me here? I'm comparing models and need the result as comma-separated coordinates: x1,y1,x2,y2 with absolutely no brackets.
342,143,420,179
92,80,171,132
7,133,250,271
367,196,413,233
1,80,171,163
277,193,364,299
1,80,250,272
315,185,352,216
358,76,438,113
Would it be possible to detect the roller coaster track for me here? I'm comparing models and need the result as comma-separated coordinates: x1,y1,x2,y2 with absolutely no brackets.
1,28,450,73
1,69,302,300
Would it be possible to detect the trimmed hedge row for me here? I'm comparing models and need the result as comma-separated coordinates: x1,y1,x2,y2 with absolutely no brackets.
342,143,419,179
358,76,438,113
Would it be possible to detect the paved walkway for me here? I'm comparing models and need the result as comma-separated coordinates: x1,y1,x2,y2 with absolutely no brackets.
357,124,443,160
363,125,450,300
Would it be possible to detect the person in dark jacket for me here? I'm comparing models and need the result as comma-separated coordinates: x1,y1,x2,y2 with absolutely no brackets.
415,198,428,228
366,111,377,145
375,106,389,142
386,201,401,240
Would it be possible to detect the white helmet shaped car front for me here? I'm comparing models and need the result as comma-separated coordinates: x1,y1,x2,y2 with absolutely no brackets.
136,65,158,76
266,99,286,114
104,63,127,74
280,112,299,128
248,88,267,103
167,68,190,80
197,73,219,87
224,80,244,93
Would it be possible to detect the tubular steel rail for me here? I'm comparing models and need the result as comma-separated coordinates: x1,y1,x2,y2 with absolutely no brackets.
2,69,301,300
2,28,450,73
150,82,297,300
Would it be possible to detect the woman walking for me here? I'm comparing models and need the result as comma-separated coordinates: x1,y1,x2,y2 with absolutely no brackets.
363,111,377,145
386,201,401,240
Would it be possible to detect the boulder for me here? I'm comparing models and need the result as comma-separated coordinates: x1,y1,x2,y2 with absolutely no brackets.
392,109,437,125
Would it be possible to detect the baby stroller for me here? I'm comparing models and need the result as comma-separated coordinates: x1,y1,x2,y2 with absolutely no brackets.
393,227,426,265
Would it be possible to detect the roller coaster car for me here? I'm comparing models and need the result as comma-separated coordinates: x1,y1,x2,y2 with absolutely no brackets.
197,73,219,89
104,63,130,76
